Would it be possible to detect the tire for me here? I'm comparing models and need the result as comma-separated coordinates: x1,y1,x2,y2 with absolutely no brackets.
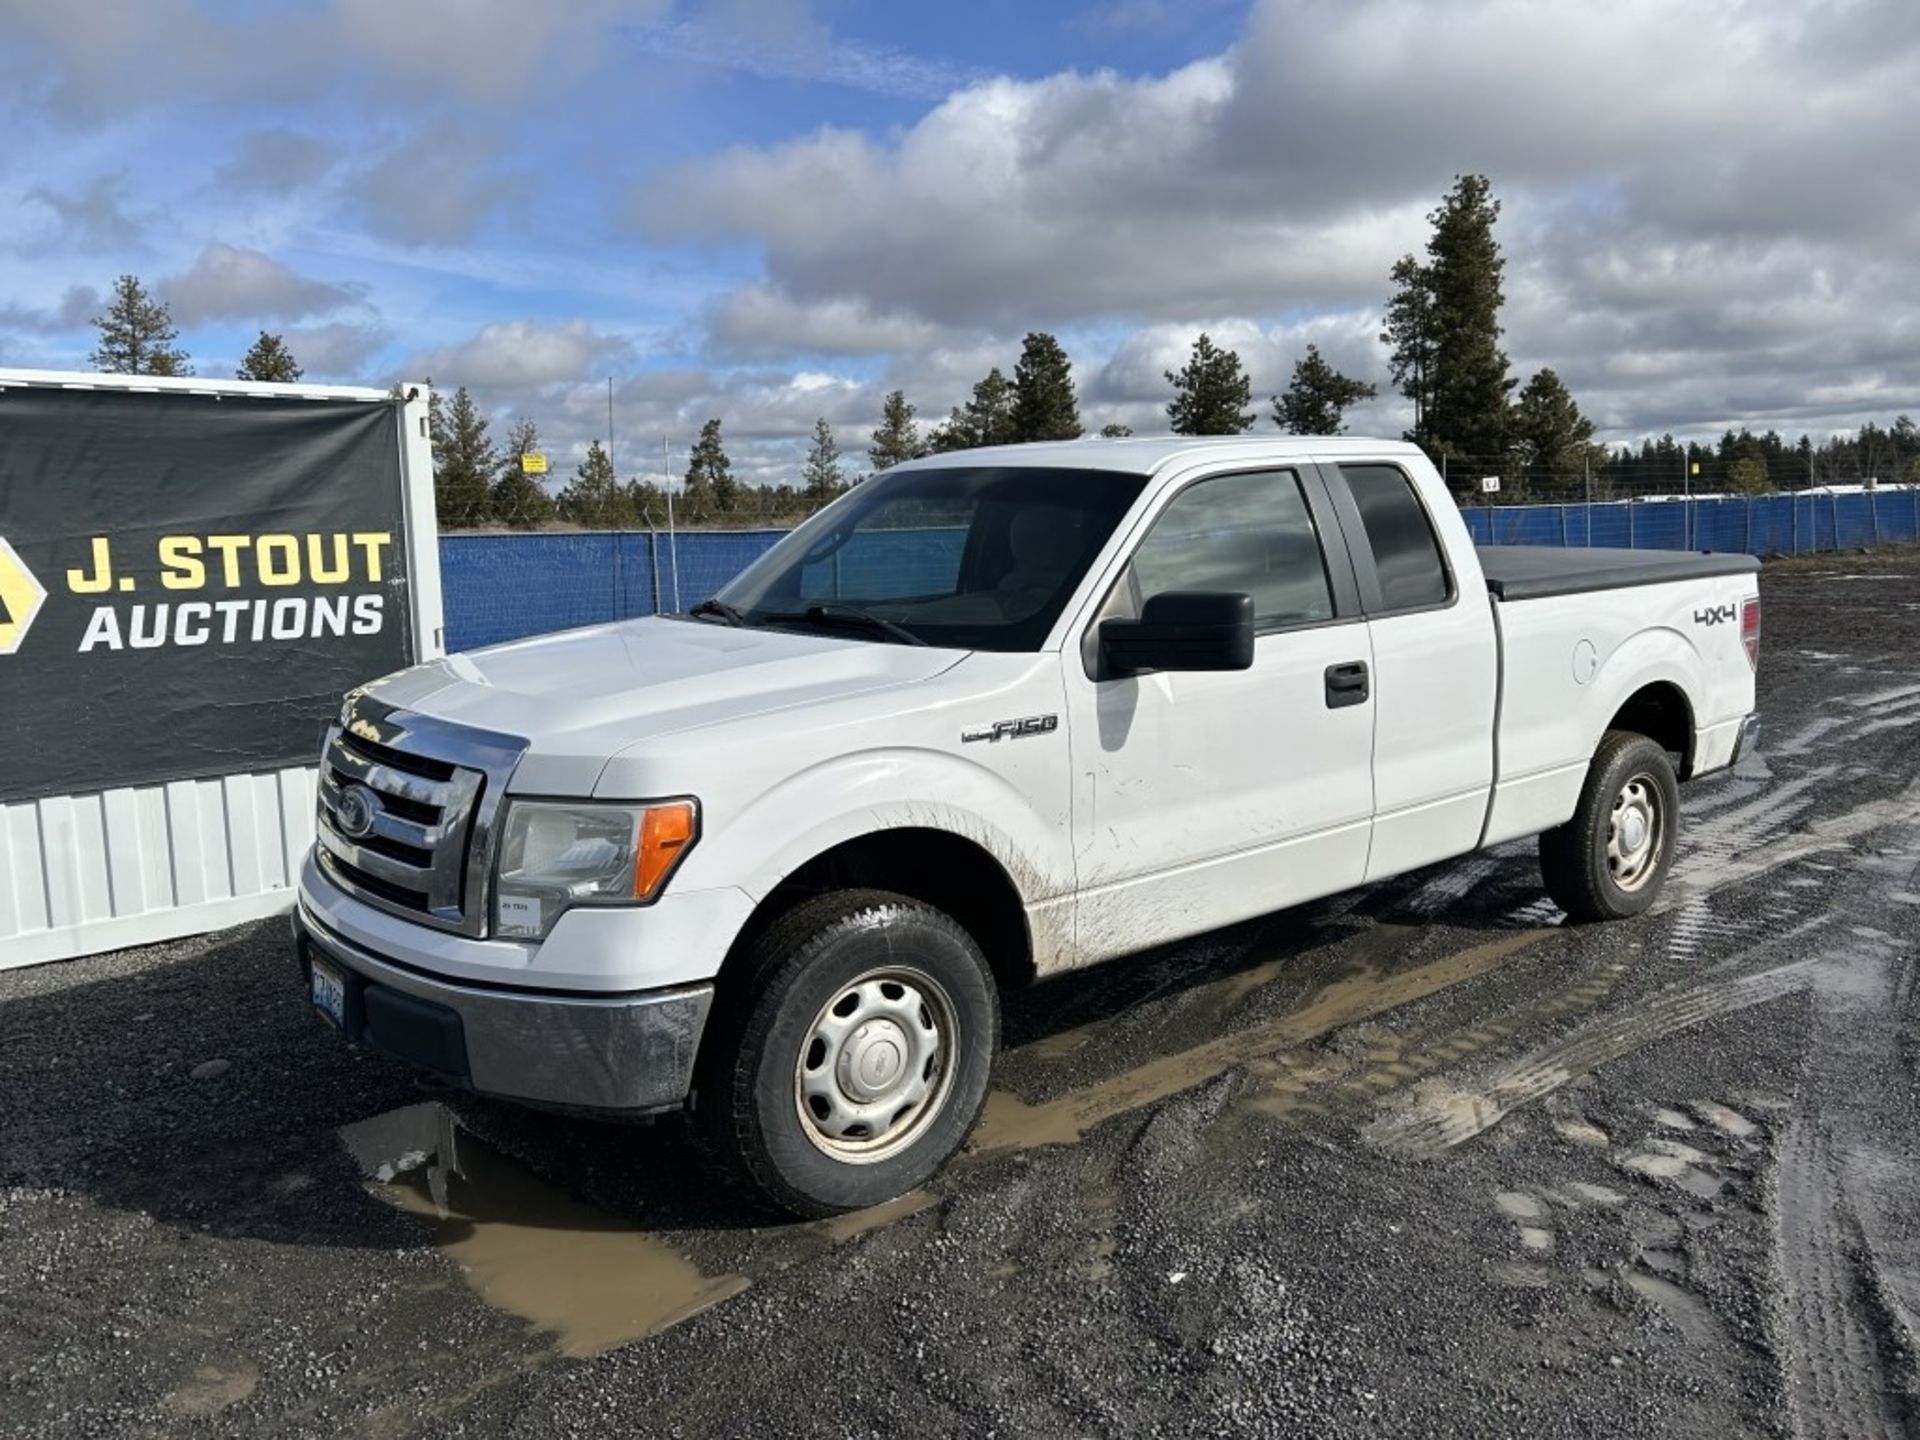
1539,730,1681,923
698,889,999,1218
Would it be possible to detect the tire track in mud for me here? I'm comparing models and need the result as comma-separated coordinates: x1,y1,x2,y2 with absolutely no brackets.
1362,931,1828,1158
1660,776,1920,906
1773,924,1920,1440
974,928,1552,1152
1774,1113,1903,1440
1659,766,1840,963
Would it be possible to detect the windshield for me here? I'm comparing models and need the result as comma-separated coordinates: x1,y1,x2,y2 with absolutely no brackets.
708,465,1145,651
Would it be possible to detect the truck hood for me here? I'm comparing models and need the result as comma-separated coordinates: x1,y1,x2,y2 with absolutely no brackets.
365,617,965,794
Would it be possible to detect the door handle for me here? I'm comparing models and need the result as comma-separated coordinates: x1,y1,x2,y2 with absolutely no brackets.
1325,660,1369,709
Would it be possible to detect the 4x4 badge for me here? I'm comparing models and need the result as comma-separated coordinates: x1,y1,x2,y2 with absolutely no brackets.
0,538,48,656
1693,603,1737,627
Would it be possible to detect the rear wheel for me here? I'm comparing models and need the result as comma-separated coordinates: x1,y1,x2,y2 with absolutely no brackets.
1539,730,1680,922
699,889,998,1217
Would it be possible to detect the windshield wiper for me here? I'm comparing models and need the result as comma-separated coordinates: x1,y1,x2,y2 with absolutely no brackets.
688,598,747,627
762,603,928,647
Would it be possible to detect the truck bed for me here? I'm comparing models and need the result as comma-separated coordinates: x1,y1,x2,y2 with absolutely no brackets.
1478,545,1761,601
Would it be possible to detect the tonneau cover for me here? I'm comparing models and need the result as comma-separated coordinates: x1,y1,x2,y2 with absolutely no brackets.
1479,545,1761,601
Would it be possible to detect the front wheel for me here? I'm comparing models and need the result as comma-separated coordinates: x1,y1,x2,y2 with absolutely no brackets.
1539,730,1681,923
699,889,999,1217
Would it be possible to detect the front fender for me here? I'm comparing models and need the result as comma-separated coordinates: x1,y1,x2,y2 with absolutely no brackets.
695,746,1074,909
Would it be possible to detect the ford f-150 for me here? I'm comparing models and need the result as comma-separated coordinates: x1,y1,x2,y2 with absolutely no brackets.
293,436,1761,1215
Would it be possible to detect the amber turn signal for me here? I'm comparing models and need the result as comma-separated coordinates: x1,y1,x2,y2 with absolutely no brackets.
634,801,698,899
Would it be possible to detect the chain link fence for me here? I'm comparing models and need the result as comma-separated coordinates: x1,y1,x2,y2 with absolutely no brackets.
1431,446,1920,506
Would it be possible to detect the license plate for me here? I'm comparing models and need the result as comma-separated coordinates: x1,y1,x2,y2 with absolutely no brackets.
310,954,347,1029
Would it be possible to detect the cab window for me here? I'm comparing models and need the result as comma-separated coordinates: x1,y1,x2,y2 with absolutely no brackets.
1339,464,1452,611
1126,469,1335,629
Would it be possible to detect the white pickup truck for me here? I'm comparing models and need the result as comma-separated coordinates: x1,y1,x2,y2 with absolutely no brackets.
295,437,1761,1214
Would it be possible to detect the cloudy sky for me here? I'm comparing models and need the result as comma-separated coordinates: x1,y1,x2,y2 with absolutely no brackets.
2,0,1915,485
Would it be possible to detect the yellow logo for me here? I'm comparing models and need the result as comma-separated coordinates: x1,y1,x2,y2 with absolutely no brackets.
520,452,549,476
0,537,48,656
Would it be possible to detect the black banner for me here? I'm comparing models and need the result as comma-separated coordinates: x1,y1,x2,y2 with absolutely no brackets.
0,387,415,802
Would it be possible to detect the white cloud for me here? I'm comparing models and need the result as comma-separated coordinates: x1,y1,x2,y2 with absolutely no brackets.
0,284,101,334
407,318,633,391
635,0,1920,438
0,0,674,118
355,126,531,247
282,320,391,380
21,173,153,253
161,243,365,325
334,0,673,98
626,2,979,101
703,284,950,359
6,0,1919,450
212,130,340,195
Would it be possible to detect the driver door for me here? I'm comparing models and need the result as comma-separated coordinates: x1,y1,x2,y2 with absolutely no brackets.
1065,465,1376,966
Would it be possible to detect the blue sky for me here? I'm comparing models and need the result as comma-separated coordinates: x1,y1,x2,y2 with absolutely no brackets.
3,0,1916,486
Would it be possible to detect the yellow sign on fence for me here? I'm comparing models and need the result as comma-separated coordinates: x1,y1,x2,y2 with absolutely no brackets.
520,452,549,476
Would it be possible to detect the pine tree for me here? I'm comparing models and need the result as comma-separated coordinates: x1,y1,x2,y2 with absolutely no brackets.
1723,432,1774,494
802,417,845,501
431,386,496,529
1273,345,1377,435
869,390,922,471
930,368,1018,451
556,441,629,528
1099,422,1134,438
89,274,190,376
626,476,669,524
1011,331,1082,442
235,330,302,383
1509,368,1602,490
1421,175,1514,472
683,418,736,520
1165,333,1254,435
490,417,557,529
1381,255,1436,444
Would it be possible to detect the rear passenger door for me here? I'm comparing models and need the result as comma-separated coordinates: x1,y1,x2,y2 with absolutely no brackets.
1319,461,1496,881
1064,465,1376,966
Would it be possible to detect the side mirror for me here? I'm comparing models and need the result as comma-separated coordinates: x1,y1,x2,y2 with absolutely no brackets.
1100,591,1255,676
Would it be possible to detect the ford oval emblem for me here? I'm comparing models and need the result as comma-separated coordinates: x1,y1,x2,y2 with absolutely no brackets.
335,784,382,841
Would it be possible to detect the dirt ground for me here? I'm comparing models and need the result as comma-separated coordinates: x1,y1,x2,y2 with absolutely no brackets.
3,549,1918,1440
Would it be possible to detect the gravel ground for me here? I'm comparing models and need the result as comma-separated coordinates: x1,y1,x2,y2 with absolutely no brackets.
4,548,1918,1439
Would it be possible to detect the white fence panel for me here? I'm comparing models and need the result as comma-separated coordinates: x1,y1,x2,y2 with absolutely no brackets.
0,768,318,970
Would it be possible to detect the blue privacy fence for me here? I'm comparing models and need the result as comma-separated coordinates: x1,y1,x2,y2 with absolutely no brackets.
1461,487,1920,553
440,488,1920,653
440,527,971,651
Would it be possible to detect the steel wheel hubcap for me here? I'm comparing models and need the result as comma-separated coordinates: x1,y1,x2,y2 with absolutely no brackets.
795,968,956,1163
1607,774,1663,892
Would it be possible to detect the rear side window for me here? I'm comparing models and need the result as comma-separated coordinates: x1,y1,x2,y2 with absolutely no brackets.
1340,464,1451,611
1129,469,1334,628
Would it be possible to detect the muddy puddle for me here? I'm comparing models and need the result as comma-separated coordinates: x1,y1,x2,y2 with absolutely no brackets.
339,1103,951,1357
340,1104,748,1356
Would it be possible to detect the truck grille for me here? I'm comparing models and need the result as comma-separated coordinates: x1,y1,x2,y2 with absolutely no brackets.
314,693,526,937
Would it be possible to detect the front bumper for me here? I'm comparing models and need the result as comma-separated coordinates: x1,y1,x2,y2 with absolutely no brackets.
293,903,713,1114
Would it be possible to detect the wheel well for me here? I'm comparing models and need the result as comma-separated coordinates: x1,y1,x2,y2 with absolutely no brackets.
1607,682,1695,775
719,828,1035,996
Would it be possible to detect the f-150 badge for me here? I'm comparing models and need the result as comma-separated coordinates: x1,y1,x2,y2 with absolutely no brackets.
962,714,1059,744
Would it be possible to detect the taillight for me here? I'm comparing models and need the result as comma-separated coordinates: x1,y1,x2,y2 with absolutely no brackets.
1740,596,1761,670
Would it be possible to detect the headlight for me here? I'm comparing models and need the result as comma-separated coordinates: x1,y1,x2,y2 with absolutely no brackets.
493,798,698,939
